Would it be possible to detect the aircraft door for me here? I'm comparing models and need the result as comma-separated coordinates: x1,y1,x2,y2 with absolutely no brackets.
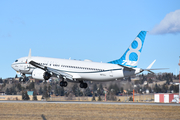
24,64,30,71
109,70,113,77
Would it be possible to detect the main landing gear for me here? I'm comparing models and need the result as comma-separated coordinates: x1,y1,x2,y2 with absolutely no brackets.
79,82,88,89
59,76,68,87
58,76,88,89
60,81,68,87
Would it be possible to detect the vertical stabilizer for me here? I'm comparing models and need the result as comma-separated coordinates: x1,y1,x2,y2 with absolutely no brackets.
146,60,156,69
108,31,147,68
28,49,31,59
26,49,31,63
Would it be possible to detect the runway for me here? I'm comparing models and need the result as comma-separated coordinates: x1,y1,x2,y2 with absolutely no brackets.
0,100,179,106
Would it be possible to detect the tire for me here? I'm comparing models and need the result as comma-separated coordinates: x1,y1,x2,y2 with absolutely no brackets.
80,83,84,88
83,83,87,88
60,81,64,87
64,81,68,87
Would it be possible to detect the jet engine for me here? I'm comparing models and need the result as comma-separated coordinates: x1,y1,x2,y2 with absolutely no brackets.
32,68,51,80
43,71,51,80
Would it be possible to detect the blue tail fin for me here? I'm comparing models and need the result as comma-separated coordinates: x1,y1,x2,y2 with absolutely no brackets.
108,31,147,68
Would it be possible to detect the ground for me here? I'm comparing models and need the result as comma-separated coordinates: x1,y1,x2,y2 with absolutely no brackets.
0,103,180,120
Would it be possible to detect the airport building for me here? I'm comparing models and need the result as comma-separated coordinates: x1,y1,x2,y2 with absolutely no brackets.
154,93,179,103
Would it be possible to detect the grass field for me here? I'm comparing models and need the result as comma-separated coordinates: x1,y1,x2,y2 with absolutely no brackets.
0,103,180,120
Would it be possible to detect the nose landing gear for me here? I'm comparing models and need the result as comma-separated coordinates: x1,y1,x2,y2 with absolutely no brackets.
19,73,27,82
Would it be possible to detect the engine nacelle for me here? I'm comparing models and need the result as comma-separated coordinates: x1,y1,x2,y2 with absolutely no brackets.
32,69,51,80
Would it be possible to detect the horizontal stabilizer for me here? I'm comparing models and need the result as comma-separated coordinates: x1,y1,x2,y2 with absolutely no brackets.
141,60,168,74
143,68,169,71
142,68,169,74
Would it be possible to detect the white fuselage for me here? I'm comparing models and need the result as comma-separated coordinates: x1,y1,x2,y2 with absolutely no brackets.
11,56,142,82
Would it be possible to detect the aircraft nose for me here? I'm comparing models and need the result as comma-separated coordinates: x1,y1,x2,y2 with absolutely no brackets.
11,63,18,71
11,63,15,70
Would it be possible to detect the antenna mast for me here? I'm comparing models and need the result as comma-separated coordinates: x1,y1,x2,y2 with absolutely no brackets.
178,56,180,103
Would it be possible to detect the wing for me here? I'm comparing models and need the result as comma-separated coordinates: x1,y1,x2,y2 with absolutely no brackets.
29,60,73,80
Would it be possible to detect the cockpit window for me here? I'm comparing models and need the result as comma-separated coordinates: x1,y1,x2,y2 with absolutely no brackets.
15,60,18,62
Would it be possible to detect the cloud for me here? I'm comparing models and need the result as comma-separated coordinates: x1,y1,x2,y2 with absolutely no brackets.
150,9,180,35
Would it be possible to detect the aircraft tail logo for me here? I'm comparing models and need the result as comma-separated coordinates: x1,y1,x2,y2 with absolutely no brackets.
108,31,147,68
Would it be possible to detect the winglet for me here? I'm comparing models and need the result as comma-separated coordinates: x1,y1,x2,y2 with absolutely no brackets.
146,60,156,69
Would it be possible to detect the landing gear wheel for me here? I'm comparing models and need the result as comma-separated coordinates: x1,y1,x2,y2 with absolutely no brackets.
83,83,87,88
19,77,25,82
80,82,88,88
60,81,68,87
19,73,26,83
80,83,84,88
60,81,64,87
64,81,68,87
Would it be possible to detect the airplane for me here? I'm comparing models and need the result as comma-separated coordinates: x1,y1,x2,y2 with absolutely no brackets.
11,31,164,88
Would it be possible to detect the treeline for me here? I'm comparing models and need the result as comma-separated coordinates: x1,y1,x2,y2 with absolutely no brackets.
135,73,178,85
0,79,124,100
134,83,179,94
0,72,179,101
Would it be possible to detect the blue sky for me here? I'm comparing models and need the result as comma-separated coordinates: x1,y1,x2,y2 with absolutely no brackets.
0,0,180,78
